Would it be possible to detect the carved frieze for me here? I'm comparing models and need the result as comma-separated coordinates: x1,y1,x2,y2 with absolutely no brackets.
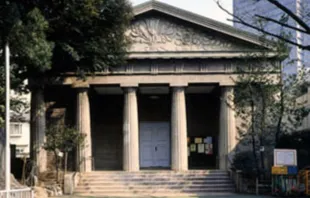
121,60,238,74
127,17,244,52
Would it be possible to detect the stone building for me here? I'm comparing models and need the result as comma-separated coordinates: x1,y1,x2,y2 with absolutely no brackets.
33,1,280,173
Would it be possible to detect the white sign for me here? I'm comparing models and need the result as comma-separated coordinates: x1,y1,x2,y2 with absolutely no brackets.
274,149,297,166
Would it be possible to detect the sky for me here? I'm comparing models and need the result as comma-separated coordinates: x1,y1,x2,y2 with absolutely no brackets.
130,0,233,25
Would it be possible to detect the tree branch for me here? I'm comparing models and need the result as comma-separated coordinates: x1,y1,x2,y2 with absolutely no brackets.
215,0,310,50
255,14,310,35
232,20,310,50
266,0,310,33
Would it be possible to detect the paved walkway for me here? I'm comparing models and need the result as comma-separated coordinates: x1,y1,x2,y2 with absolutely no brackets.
57,194,272,198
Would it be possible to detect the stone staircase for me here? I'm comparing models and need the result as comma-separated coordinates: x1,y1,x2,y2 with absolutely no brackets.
74,170,236,197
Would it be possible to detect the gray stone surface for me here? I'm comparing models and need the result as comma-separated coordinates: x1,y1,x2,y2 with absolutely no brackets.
52,194,273,198
76,88,92,172
123,88,139,172
171,87,188,171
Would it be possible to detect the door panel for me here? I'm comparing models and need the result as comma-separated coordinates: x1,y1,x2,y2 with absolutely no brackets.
155,143,170,167
140,127,153,168
154,125,170,167
139,122,170,168
140,144,154,167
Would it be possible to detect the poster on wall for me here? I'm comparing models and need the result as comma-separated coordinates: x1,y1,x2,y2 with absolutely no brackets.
205,144,213,155
190,144,196,152
195,138,202,144
198,144,204,153
204,137,212,144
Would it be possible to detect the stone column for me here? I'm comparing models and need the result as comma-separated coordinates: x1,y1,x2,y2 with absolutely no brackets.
30,87,47,173
171,86,188,171
76,85,92,172
123,87,139,172
219,86,237,170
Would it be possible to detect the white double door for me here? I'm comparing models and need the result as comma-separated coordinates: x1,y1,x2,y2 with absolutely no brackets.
139,122,170,168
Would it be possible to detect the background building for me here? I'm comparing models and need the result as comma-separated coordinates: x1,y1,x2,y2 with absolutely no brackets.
10,88,31,159
233,0,310,75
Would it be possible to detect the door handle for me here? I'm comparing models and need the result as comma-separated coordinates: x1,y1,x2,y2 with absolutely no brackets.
155,146,157,151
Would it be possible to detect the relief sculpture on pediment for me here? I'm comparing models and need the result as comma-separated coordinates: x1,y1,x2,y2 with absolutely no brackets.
127,17,238,52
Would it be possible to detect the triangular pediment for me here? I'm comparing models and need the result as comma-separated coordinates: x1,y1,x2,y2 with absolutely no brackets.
127,1,276,58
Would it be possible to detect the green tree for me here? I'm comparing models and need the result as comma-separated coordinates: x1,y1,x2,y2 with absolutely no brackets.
0,1,132,170
44,124,85,182
232,48,310,177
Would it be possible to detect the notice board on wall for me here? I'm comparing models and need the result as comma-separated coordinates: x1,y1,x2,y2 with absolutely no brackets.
274,149,297,166
188,136,216,168
188,136,213,155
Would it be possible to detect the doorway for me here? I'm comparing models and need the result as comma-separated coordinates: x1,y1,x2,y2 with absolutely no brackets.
139,122,171,168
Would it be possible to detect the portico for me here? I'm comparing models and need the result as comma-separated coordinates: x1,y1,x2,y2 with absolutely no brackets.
42,1,279,173
69,82,237,172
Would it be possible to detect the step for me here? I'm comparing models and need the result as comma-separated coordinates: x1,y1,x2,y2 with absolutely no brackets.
74,170,235,196
77,180,233,185
76,183,235,188
79,177,231,183
74,184,236,190
82,172,229,177
80,175,229,179
75,187,235,192
81,173,229,177
79,174,230,178
74,187,236,194
84,170,228,174
75,192,236,197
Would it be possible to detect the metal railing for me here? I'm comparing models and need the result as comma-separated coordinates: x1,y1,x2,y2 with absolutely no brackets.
0,188,33,198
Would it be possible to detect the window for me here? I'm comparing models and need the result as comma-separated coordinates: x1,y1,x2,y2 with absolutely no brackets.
16,148,24,155
10,123,22,136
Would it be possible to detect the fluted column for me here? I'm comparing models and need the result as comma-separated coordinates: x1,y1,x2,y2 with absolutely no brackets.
76,87,92,172
171,87,188,171
123,87,139,172
219,86,236,170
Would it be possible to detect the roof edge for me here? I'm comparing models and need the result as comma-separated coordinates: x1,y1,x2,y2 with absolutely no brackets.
133,0,275,50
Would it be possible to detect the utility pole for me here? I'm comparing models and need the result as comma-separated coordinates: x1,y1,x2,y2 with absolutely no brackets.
5,42,11,198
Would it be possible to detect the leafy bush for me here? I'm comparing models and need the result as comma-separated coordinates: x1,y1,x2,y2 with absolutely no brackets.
232,151,258,177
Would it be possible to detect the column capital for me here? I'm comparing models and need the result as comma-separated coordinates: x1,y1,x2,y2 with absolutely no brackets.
170,83,188,87
120,83,139,88
171,86,186,91
72,81,89,89
122,87,137,93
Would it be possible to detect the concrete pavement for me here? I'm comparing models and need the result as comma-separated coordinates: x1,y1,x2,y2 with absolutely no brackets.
55,194,273,198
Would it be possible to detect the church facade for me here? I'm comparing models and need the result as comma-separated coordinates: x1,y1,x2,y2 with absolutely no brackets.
43,1,280,173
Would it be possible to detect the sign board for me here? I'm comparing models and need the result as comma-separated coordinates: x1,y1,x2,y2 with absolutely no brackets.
272,166,288,175
274,149,297,166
